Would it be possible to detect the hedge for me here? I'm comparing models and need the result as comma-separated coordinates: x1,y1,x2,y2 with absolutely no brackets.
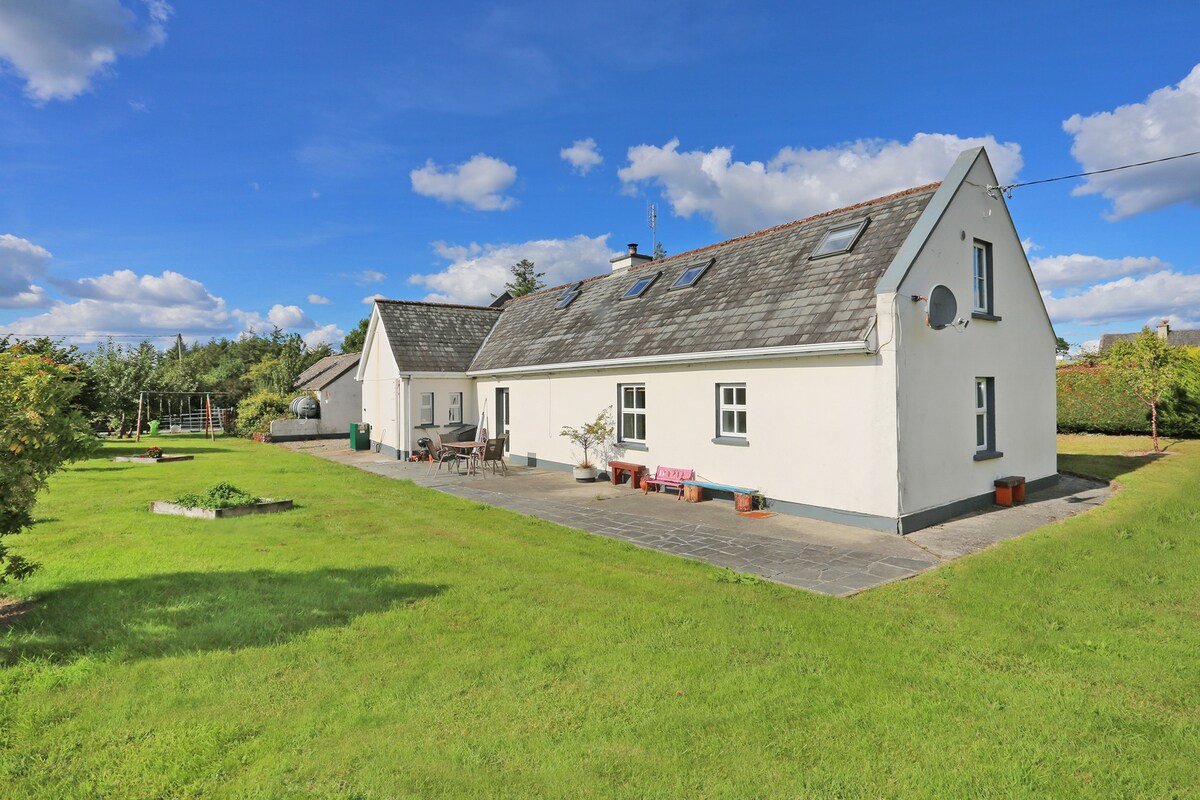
1056,364,1149,434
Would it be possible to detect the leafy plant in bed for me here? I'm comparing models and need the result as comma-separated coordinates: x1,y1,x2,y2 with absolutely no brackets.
150,481,293,519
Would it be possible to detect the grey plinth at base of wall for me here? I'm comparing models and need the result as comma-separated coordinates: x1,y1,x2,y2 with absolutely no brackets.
148,499,293,519
113,455,196,464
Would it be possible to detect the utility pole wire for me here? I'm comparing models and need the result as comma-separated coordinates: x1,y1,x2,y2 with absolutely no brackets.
989,149,1200,198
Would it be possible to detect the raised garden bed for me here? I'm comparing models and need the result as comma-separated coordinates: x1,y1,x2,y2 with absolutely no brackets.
113,454,195,464
149,498,293,519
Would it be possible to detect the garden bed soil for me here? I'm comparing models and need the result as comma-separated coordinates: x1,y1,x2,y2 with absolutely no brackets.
0,597,32,629
112,455,196,464
149,499,293,519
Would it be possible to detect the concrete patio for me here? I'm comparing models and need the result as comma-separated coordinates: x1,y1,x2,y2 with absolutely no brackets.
280,439,1112,596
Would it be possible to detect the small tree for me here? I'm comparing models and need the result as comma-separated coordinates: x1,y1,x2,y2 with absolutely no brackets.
504,259,545,298
1103,328,1188,451
1055,336,1070,358
341,317,370,353
1,351,98,585
559,408,615,468
652,241,667,260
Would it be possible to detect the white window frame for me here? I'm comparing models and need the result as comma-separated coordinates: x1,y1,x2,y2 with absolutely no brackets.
619,384,646,444
448,392,462,424
975,377,992,452
973,240,992,314
419,392,434,426
717,383,747,438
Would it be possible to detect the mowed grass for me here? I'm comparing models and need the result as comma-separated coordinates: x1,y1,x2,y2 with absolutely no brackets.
0,435,1197,798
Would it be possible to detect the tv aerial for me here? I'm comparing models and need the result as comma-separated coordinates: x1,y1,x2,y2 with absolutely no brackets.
912,284,969,330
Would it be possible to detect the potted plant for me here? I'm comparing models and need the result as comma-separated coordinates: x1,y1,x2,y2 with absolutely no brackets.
559,408,615,482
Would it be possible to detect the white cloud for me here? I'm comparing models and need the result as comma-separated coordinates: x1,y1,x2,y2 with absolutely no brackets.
361,293,386,305
50,268,218,307
0,0,172,103
1042,270,1200,328
6,269,233,340
307,293,332,305
0,233,52,308
410,153,518,211
303,323,343,349
1029,253,1168,291
344,270,385,286
266,303,315,330
560,138,603,175
1063,64,1200,220
408,234,614,305
618,133,1023,234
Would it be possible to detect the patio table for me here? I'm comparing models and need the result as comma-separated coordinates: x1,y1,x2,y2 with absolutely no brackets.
442,441,485,475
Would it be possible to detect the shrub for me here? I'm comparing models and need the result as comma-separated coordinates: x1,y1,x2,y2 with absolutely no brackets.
1056,365,1149,434
172,482,260,510
235,390,290,437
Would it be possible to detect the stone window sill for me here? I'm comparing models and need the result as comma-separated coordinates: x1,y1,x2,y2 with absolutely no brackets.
712,436,749,447
973,449,1004,461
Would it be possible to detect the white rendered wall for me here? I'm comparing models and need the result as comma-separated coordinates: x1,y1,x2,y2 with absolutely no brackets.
359,320,400,452
315,368,361,436
474,350,902,520
407,376,478,451
894,156,1058,518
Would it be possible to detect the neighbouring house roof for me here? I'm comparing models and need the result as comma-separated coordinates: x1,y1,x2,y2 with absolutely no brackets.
376,300,503,372
1100,329,1200,350
295,352,361,391
467,184,938,373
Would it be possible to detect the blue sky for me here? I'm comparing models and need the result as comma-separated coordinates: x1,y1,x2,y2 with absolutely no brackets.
2,1,1200,351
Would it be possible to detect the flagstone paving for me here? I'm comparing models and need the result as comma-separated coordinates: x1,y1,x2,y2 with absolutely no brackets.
280,440,1111,596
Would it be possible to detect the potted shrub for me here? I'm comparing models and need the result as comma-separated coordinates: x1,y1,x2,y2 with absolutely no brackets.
559,408,615,482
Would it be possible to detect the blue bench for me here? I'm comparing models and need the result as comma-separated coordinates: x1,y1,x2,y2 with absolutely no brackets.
681,480,759,510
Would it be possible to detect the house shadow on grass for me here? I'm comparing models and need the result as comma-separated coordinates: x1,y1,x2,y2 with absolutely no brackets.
1057,452,1168,484
1,568,443,665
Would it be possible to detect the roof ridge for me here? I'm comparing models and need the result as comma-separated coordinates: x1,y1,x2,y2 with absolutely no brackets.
630,181,942,272
513,181,942,303
375,298,503,312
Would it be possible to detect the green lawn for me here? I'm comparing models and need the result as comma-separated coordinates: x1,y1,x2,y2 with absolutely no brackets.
1,434,1197,798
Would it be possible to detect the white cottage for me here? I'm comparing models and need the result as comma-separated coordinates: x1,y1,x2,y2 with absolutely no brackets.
357,148,1057,533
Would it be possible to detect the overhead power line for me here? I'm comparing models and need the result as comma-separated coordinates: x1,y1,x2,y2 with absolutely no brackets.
988,149,1200,198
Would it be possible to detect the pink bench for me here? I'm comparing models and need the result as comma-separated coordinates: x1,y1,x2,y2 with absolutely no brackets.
642,466,695,500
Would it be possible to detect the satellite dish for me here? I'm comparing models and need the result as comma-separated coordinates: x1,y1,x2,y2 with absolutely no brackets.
926,284,958,330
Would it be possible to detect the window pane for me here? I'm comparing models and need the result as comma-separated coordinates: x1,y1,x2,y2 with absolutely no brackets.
734,387,746,405
722,387,733,405
736,411,747,433
976,414,986,448
721,410,734,433
635,415,646,440
622,413,634,435
976,381,985,410
623,387,634,408
634,388,645,409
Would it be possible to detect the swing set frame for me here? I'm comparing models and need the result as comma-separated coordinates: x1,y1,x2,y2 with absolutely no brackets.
133,391,235,442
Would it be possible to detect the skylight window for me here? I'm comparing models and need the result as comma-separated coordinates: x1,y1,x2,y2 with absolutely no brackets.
621,271,661,300
811,218,869,258
669,258,714,290
556,291,581,309
559,282,581,299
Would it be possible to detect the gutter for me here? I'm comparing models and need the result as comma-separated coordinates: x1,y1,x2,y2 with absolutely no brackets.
466,339,871,377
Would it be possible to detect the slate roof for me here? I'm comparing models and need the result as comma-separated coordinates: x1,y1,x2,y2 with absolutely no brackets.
376,300,502,372
468,184,937,372
295,352,360,390
1100,329,1200,350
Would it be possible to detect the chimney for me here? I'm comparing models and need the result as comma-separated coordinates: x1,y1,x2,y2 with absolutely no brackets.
1158,319,1170,340
609,242,653,272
